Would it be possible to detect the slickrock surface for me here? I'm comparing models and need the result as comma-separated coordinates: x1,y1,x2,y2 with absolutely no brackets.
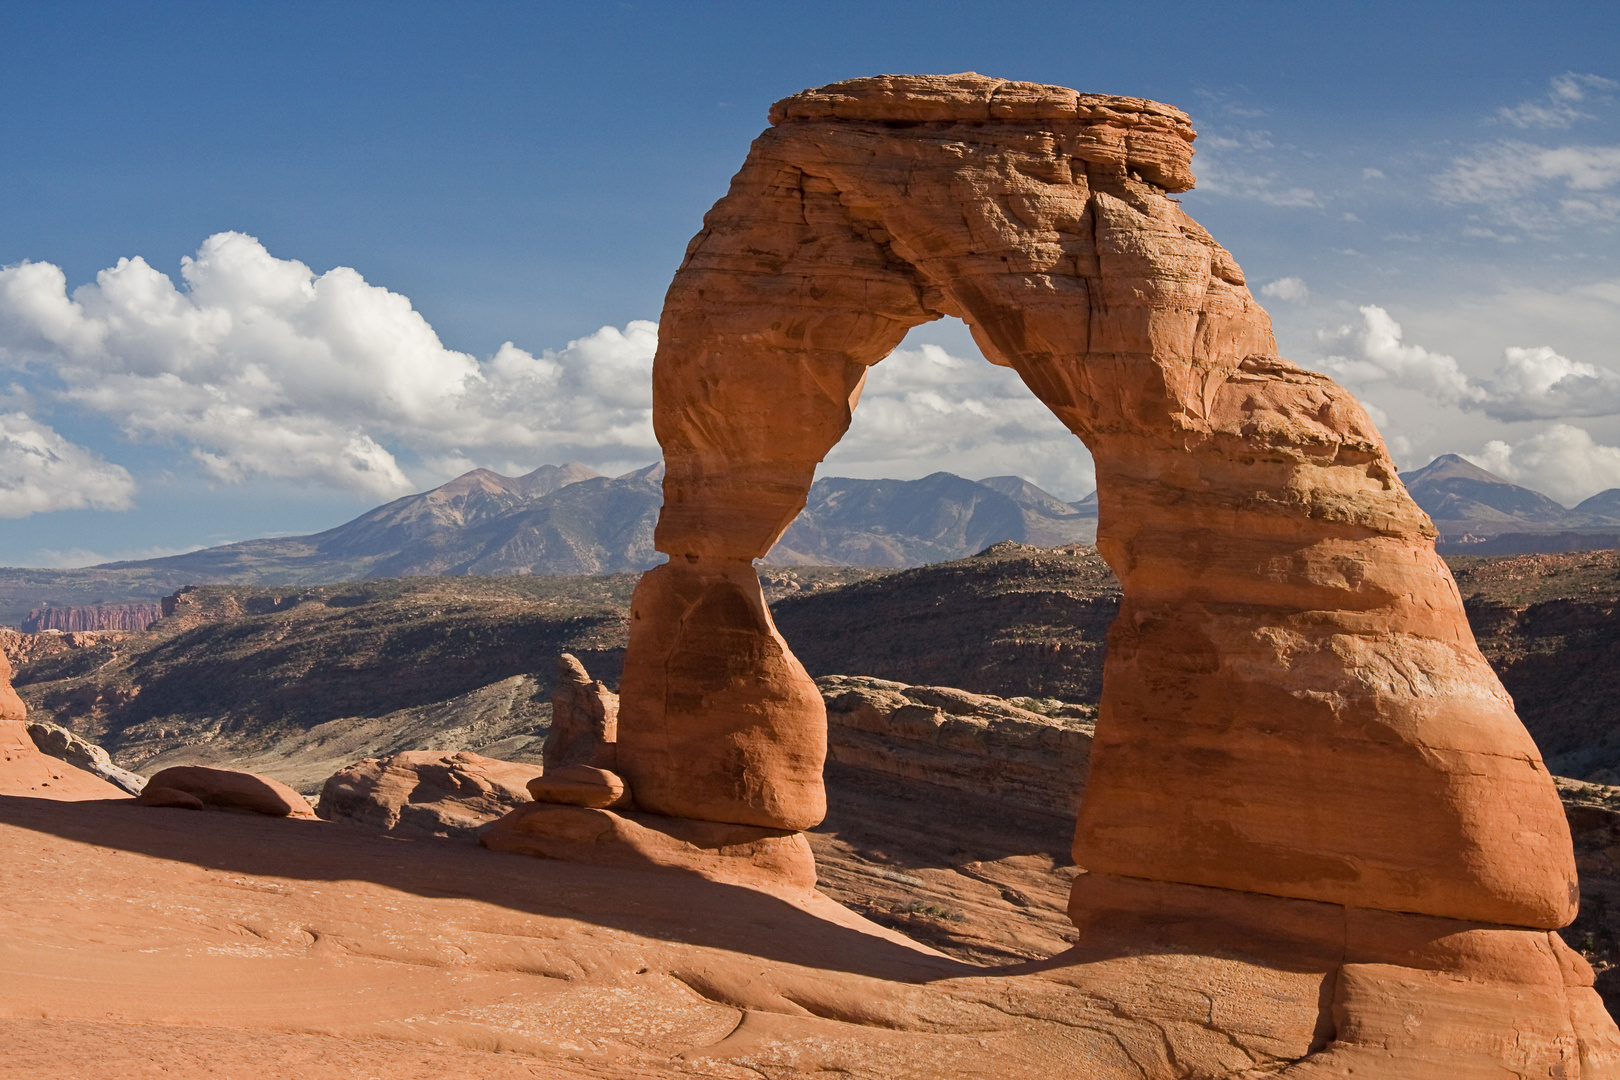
136,765,316,818
0,720,130,800
482,802,819,892
317,750,542,837
820,674,1093,815
0,649,130,801
3,796,1616,1079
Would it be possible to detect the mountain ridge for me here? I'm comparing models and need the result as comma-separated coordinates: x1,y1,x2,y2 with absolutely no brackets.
11,450,1620,627
0,465,1096,624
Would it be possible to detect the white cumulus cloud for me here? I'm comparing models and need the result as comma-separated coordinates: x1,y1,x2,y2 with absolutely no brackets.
1261,277,1310,304
0,412,135,518
1322,305,1620,422
0,233,659,496
1466,424,1620,506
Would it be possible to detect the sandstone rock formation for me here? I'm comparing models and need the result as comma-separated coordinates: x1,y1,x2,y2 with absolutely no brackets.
136,765,315,817
609,72,1610,1070
620,70,1573,916
0,651,129,800
481,801,818,892
526,763,632,809
0,647,27,723
0,720,130,800
497,653,813,885
544,652,619,769
25,721,146,795
317,750,542,837
820,674,1092,815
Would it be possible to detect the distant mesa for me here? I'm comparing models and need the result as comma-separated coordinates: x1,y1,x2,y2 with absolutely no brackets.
21,602,162,633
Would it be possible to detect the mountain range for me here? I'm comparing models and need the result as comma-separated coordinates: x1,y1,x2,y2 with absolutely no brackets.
0,464,1096,625
9,449,1620,628
1404,455,1620,554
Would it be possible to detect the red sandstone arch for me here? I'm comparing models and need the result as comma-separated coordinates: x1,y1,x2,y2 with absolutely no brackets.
614,74,1575,932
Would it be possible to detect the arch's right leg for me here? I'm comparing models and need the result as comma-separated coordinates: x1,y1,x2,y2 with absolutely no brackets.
617,152,936,830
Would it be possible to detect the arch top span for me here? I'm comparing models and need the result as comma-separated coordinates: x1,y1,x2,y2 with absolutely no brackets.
769,72,1198,193
616,74,1577,933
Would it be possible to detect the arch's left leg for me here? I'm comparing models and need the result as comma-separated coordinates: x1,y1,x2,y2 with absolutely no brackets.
616,151,937,830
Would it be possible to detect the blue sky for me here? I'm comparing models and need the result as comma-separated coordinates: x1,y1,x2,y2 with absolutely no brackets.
1,1,1617,565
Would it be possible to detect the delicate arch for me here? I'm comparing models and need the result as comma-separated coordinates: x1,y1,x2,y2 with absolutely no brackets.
615,74,1574,929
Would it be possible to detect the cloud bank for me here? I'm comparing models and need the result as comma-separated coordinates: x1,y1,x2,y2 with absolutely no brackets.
1466,425,1620,507
0,233,1100,512
0,233,659,497
1322,305,1620,422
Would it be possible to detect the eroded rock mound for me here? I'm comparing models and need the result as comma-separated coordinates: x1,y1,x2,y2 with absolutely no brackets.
137,765,315,818
318,750,542,837
481,801,817,892
820,675,1093,816
544,652,619,770
0,651,129,801
26,721,146,796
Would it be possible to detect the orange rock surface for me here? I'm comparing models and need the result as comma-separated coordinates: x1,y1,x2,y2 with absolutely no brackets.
0,650,130,801
525,763,633,809
544,652,620,769
318,750,542,836
136,765,316,818
0,720,130,801
0,649,27,722
2,73,1607,1077
3,796,1616,1079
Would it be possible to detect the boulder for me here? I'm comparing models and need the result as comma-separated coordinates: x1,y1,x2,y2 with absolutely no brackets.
136,765,315,818
318,750,542,838
26,721,146,796
526,763,631,809
543,653,619,770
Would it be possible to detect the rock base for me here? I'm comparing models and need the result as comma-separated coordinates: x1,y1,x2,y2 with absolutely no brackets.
480,802,817,892
0,720,131,800
1067,872,1620,1078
